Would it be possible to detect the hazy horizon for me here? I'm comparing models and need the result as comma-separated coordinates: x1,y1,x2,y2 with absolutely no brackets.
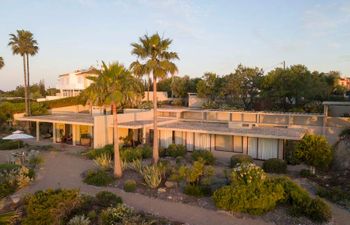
0,0,349,91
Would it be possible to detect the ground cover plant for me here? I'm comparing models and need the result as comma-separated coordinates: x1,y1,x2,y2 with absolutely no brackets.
5,189,180,225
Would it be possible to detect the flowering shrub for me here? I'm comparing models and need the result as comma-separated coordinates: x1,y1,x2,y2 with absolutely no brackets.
213,163,284,215
230,154,253,168
230,163,266,186
100,204,133,225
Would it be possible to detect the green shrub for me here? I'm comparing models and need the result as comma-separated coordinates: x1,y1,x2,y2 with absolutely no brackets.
0,139,23,150
285,141,301,165
317,186,350,208
230,154,253,168
0,163,20,172
173,158,214,186
230,163,266,186
140,145,152,159
83,170,114,186
28,155,44,168
120,147,143,162
191,150,215,165
68,215,90,225
295,134,333,171
184,184,211,197
307,197,332,223
213,181,285,215
299,169,314,178
95,191,122,207
262,158,287,174
166,144,186,157
44,96,83,109
85,145,113,159
124,179,137,192
22,189,81,225
99,205,133,225
272,176,332,222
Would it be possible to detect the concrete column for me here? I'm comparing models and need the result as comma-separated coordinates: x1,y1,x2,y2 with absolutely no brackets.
36,121,40,142
142,127,147,144
72,124,76,146
52,123,56,143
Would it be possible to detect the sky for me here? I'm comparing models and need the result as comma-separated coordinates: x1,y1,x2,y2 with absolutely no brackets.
0,0,349,91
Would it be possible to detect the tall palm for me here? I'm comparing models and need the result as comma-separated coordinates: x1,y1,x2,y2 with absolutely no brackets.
130,33,179,163
8,30,39,116
0,57,4,70
25,32,39,115
87,62,143,177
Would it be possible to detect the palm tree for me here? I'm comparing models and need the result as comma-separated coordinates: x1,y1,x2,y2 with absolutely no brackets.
86,62,143,177
25,32,39,116
8,30,39,116
0,57,4,69
130,33,179,163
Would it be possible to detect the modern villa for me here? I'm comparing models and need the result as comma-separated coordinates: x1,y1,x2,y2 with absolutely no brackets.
15,101,350,161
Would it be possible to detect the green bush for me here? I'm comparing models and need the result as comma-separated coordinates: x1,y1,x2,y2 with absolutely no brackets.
83,170,114,186
95,191,122,207
213,181,285,215
317,186,350,208
295,134,333,171
43,96,83,109
191,150,215,165
285,141,301,165
230,154,253,168
120,147,143,162
174,158,214,196
0,163,20,172
308,197,332,223
272,176,332,222
299,169,314,178
0,139,24,150
262,158,287,174
213,163,285,215
22,189,81,225
85,145,113,160
99,205,133,225
166,144,186,157
184,184,211,197
140,145,152,159
124,179,137,192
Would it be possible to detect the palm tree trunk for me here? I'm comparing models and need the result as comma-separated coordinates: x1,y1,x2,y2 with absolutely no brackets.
113,103,122,177
26,54,31,116
22,55,28,116
147,75,150,102
152,74,159,163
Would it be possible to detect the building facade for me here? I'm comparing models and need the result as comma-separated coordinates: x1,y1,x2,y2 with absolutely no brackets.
56,68,97,98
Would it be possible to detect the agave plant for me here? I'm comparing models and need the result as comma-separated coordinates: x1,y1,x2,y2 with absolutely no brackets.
142,164,163,189
67,215,90,225
94,153,112,170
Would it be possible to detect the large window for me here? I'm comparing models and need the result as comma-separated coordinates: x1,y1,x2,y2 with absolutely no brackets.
215,135,232,151
258,138,278,160
233,136,243,153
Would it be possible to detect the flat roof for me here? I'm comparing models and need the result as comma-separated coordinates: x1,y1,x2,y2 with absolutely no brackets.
158,121,306,140
17,113,94,126
322,101,350,106
118,118,174,129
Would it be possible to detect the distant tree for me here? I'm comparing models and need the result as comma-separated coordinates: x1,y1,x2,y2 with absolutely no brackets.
223,64,263,110
295,134,333,174
0,57,4,69
156,77,172,96
196,73,223,102
130,33,179,164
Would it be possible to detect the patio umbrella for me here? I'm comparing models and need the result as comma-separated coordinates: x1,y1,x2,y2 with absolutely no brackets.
12,130,24,134
2,132,34,148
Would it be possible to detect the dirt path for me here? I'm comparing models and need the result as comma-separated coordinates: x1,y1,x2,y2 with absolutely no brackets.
15,150,272,225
